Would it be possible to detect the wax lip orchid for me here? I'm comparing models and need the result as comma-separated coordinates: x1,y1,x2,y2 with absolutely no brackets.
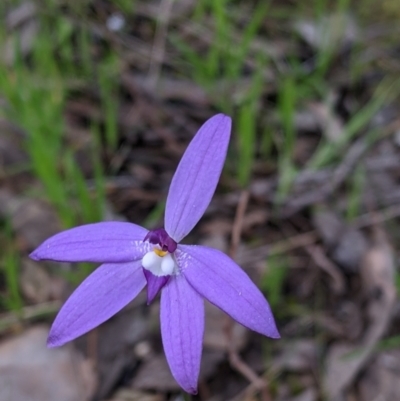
30,114,279,394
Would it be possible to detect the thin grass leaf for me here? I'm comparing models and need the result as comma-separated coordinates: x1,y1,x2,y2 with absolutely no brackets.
309,78,400,168
346,165,365,221
276,76,297,201
261,255,289,312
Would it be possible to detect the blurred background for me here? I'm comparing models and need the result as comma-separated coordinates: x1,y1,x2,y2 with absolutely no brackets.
1,0,400,400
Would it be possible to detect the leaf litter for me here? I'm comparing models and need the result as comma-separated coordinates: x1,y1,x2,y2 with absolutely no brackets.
0,0,400,400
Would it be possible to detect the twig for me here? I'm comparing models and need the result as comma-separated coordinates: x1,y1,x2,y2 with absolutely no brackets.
353,203,400,229
239,197,400,268
224,190,272,401
87,329,99,372
229,190,250,258
0,300,61,334
268,230,318,256
305,245,345,294
235,200,400,276
236,230,318,267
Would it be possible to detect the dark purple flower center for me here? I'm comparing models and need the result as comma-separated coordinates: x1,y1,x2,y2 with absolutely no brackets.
144,228,177,253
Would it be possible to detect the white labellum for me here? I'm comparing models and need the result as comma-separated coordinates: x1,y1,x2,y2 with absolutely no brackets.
142,251,176,276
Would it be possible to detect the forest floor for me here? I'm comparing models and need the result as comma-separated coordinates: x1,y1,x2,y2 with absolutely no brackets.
1,1,400,400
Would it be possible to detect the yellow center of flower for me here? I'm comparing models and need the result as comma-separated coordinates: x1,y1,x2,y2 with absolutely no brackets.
154,248,168,257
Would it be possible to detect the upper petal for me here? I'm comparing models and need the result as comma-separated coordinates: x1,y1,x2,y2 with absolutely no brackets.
178,245,280,339
48,261,146,347
165,114,232,242
160,274,204,394
30,222,149,263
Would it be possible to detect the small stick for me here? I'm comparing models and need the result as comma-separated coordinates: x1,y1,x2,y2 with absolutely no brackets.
225,190,272,401
229,190,250,258
87,329,99,372
0,300,61,334
305,245,345,294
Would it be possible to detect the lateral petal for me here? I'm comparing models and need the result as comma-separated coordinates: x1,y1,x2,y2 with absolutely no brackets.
48,261,146,347
178,245,280,339
30,222,150,263
160,274,204,394
165,114,231,242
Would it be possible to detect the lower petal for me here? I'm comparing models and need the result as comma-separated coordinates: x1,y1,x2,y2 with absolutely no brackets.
178,245,280,339
160,274,204,394
144,269,169,304
48,261,146,347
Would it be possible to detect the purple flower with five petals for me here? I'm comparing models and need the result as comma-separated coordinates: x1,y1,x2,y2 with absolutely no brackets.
30,114,279,394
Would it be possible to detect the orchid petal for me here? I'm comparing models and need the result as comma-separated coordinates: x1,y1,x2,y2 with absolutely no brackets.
165,114,231,242
30,222,150,263
48,261,146,347
178,245,280,339
144,269,169,304
160,274,204,394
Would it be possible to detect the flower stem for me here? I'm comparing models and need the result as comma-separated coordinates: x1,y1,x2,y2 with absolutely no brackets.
182,392,192,401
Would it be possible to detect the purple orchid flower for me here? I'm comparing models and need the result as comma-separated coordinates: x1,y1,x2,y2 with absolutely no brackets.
30,114,279,394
